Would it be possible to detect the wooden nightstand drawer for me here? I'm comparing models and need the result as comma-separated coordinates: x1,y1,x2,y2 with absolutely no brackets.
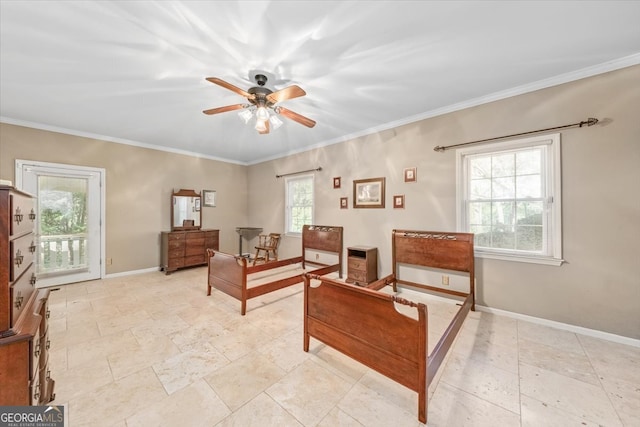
348,257,366,270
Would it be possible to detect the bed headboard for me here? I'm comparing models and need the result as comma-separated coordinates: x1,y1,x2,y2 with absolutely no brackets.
302,225,343,254
392,230,474,273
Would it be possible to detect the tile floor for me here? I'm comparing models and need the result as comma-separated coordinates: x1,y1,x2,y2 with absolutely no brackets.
46,267,639,426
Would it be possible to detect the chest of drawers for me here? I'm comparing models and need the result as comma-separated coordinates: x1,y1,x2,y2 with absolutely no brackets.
161,229,219,274
0,185,55,405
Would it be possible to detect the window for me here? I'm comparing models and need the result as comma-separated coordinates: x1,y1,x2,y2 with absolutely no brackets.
285,174,314,235
456,133,563,266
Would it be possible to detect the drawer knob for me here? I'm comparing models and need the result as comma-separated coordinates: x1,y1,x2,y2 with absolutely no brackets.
14,249,24,266
46,308,50,319
30,273,37,285
14,293,24,309
34,342,41,358
29,242,37,253
14,207,23,224
46,339,51,350
29,209,37,221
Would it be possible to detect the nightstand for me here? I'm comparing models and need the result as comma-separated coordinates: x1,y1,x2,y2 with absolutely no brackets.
346,246,377,285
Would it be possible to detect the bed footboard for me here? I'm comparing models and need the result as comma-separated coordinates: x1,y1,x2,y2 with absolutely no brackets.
304,274,429,423
207,249,246,299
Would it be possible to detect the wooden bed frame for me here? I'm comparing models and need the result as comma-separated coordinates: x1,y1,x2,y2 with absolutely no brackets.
207,225,343,315
303,229,474,424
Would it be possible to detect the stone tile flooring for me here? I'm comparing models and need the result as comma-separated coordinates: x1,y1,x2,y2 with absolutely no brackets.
46,267,639,426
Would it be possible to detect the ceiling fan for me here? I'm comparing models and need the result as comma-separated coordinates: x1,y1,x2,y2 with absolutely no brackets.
203,74,316,134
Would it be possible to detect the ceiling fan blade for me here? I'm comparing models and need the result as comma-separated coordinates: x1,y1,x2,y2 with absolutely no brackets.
206,77,254,99
202,104,246,115
266,85,306,104
277,107,316,128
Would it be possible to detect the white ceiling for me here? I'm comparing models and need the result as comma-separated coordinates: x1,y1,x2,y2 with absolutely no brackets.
1,1,639,165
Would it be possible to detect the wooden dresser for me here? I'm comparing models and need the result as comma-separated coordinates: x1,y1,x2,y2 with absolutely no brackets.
161,229,219,274
346,246,378,286
0,185,55,405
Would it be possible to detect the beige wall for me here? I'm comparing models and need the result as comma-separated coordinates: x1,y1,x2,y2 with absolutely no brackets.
1,66,637,339
248,65,640,339
0,125,248,274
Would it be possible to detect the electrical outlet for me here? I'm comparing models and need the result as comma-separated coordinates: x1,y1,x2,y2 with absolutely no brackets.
442,275,449,286
106,258,113,265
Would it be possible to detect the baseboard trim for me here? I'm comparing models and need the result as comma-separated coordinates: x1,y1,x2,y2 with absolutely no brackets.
104,266,161,279
476,305,640,348
397,286,639,348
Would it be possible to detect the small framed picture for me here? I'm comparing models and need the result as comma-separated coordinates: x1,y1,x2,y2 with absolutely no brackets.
333,177,341,189
340,197,348,209
393,195,405,209
203,190,216,207
404,167,417,183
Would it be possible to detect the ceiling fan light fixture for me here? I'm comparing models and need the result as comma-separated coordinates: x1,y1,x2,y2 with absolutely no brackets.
238,109,253,124
255,119,268,132
269,114,283,130
256,106,269,121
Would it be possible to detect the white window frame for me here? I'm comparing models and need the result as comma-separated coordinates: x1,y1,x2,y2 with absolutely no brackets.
284,174,314,237
456,133,563,266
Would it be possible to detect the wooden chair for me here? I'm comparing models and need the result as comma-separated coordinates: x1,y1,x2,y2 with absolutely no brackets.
252,233,281,265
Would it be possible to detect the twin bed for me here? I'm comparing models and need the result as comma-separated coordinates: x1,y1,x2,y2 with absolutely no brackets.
206,225,343,315
303,230,475,424
206,226,475,424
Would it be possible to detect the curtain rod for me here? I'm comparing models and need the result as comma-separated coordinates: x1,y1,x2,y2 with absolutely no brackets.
433,117,599,152
276,167,322,178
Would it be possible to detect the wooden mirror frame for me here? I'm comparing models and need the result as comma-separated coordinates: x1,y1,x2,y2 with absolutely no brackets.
171,189,202,231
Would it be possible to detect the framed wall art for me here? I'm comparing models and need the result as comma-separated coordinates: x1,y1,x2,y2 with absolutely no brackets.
404,167,417,183
393,194,405,209
333,177,341,189
203,190,217,207
353,177,385,208
340,197,348,209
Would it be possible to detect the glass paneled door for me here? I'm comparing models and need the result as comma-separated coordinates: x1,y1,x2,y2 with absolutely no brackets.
17,160,104,287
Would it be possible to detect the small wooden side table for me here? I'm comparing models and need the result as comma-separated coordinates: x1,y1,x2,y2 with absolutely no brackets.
346,246,378,285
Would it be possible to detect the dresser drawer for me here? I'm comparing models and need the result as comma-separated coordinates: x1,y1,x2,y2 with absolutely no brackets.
168,258,185,269
10,233,36,282
168,248,184,260
185,240,205,256
184,255,205,266
185,231,204,240
31,327,42,378
30,373,42,405
39,364,55,404
167,240,185,251
10,266,36,326
205,232,219,249
10,192,36,238
167,232,185,241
